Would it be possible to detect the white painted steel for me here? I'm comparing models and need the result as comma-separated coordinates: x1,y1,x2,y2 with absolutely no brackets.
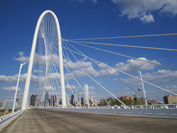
39,105,177,117
137,71,148,106
0,110,26,131
12,63,25,113
22,10,66,109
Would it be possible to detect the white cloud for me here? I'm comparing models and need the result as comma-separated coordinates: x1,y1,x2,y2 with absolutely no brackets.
89,91,97,95
14,53,160,84
15,54,29,63
143,70,177,83
47,73,60,79
161,0,177,15
65,65,118,79
44,86,55,90
95,67,118,77
2,86,21,91
0,73,45,85
120,69,177,85
15,52,59,66
140,14,154,23
75,0,98,3
18,51,25,57
98,62,108,68
64,58,118,79
0,74,20,83
15,51,119,80
65,84,76,90
111,0,177,23
116,57,159,73
64,59,92,71
165,85,177,92
89,86,96,90
33,69,43,73
92,0,98,4
165,85,177,89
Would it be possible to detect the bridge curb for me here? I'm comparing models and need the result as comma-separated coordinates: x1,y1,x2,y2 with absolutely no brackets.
0,109,26,131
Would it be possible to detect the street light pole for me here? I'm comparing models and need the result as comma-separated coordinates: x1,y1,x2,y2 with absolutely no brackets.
12,63,26,113
137,71,148,106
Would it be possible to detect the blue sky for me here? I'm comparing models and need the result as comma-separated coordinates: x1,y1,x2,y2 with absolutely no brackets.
0,0,177,103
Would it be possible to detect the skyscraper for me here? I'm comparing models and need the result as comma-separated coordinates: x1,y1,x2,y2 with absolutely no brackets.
74,90,79,105
45,91,49,106
70,94,75,105
30,94,38,106
84,84,89,105
81,97,84,105
50,95,57,107
66,95,70,105
89,96,93,105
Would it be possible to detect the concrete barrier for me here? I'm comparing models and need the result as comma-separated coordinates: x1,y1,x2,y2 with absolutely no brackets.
40,107,177,117
0,109,26,131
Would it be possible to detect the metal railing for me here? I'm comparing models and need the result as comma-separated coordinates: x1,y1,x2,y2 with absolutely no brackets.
57,104,177,109
38,104,177,110
0,110,26,124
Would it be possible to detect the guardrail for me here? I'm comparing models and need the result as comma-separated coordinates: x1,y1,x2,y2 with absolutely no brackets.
98,104,177,109
38,104,177,117
0,109,26,127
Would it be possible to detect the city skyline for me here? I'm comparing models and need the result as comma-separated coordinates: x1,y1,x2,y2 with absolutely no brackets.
0,0,177,103
1,1,177,132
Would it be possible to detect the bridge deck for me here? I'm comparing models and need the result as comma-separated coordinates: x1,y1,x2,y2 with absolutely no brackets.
1,109,177,133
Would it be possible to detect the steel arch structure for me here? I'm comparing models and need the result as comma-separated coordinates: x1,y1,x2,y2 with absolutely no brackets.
21,10,66,109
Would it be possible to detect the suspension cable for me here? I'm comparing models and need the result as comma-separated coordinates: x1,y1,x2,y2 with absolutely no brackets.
63,41,107,107
63,42,126,106
67,33,177,41
62,44,177,96
63,40,177,71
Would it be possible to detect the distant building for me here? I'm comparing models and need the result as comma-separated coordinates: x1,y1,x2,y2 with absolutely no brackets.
94,100,99,106
5,100,13,109
66,95,70,105
30,95,38,106
116,95,147,105
0,100,2,109
138,88,142,97
19,97,23,108
70,94,75,105
45,91,49,106
89,96,93,105
81,97,84,105
15,98,20,109
134,97,145,105
74,90,79,105
84,84,89,105
0,101,6,109
59,99,62,105
148,99,157,104
120,96,134,101
164,95,177,104
50,95,57,107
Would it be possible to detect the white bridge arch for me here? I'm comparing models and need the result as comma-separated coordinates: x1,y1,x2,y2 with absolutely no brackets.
21,10,66,109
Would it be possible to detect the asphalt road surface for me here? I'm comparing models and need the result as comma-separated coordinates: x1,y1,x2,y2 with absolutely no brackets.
1,109,177,133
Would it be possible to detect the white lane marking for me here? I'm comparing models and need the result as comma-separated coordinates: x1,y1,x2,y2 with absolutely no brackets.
156,113,166,115
144,113,152,114
170,114,177,115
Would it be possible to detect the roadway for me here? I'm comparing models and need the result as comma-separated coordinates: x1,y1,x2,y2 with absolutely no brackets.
1,109,177,133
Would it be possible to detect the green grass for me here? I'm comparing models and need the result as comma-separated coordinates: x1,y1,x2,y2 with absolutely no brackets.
0,111,12,117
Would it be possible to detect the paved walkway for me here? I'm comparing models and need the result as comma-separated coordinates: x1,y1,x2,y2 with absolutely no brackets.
1,109,177,133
